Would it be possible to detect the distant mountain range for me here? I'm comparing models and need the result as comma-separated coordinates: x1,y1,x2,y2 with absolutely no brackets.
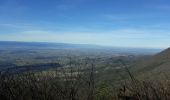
0,41,162,55
0,41,99,49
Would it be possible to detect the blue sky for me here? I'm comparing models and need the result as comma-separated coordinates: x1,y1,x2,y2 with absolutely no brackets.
0,0,170,48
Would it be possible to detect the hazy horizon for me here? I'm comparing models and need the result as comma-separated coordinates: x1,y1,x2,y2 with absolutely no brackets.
0,0,170,48
0,40,165,50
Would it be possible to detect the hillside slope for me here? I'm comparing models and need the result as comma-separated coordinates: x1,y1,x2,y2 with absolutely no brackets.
131,48,170,78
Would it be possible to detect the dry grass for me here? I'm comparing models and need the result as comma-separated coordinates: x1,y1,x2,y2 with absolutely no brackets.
118,70,170,100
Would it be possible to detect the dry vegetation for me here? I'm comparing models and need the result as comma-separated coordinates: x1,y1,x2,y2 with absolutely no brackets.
0,58,170,100
0,67,95,100
118,74,170,100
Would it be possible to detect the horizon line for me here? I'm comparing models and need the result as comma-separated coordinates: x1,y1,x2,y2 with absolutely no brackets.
0,40,165,50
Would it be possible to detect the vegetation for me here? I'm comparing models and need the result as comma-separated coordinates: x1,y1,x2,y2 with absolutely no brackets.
0,57,126,100
0,57,170,100
0,70,169,100
0,59,112,100
118,78,170,100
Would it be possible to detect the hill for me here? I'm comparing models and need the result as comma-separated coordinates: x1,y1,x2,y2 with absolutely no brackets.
132,47,170,79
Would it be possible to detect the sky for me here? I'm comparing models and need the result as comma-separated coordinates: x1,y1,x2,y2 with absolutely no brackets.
0,0,170,49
